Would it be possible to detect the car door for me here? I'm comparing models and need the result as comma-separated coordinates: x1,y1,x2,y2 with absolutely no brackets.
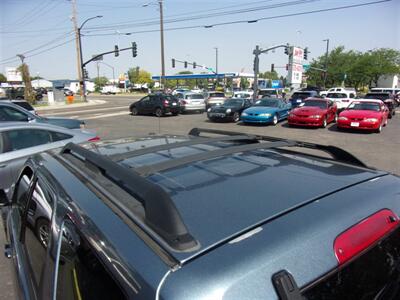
0,106,30,122
0,132,12,189
278,100,289,119
0,129,64,190
135,96,149,114
147,95,159,113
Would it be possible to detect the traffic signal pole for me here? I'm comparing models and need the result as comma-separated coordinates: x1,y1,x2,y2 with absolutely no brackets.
252,43,289,102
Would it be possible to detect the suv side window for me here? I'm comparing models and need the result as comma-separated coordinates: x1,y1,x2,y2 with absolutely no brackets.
21,177,54,291
0,106,28,121
5,129,52,151
50,131,73,142
55,219,126,300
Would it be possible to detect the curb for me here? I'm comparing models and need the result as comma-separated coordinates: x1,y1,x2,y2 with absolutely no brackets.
35,99,106,111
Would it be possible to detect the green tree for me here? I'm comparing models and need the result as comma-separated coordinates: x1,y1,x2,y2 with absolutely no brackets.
240,77,249,89
128,67,153,85
305,46,400,89
0,73,7,83
94,76,108,92
17,63,35,104
259,70,279,80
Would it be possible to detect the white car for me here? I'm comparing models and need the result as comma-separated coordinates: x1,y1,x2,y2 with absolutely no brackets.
177,92,206,113
233,91,254,99
320,87,356,98
324,92,353,111
0,122,98,191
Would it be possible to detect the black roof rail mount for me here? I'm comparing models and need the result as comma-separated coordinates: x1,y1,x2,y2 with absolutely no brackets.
272,270,304,300
188,128,367,168
61,143,198,252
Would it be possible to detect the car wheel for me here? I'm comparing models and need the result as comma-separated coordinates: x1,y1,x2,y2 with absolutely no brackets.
376,123,383,133
388,112,392,119
272,114,278,126
155,107,164,117
233,112,240,122
36,218,50,248
322,116,327,128
172,112,179,116
131,107,138,115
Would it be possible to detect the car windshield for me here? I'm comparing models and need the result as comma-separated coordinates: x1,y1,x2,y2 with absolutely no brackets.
224,99,244,107
347,102,380,111
186,94,204,99
364,93,390,100
209,92,225,98
291,92,312,99
327,93,347,98
254,99,279,107
303,100,327,109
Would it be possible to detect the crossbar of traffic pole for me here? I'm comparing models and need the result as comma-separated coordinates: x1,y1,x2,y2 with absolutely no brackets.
172,59,217,74
83,46,134,67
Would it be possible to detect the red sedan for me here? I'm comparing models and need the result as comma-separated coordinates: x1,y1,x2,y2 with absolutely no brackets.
337,100,389,133
288,98,337,128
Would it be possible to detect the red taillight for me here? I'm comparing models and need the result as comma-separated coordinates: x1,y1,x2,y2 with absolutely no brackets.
342,99,349,102
334,209,399,265
163,100,169,106
88,136,101,142
180,100,187,105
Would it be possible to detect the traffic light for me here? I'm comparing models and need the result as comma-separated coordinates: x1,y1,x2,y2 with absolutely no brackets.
193,62,196,69
114,45,119,57
132,42,137,57
303,47,308,60
184,61,188,68
172,58,175,68
284,44,289,55
271,63,275,72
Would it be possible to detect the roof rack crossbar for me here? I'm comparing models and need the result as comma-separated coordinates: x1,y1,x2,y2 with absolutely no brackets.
135,140,295,177
109,134,258,162
189,128,367,167
61,143,198,251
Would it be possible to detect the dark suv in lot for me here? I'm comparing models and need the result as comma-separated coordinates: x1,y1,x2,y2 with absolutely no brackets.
129,93,180,117
1,128,400,299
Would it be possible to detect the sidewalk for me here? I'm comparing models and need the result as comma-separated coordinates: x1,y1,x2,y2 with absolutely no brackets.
35,99,106,111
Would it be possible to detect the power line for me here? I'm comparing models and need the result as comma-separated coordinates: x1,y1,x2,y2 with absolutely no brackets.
0,38,75,66
0,31,73,63
84,0,318,32
84,0,390,37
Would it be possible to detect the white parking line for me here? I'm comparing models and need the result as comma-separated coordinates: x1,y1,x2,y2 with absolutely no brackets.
39,105,128,116
83,111,129,120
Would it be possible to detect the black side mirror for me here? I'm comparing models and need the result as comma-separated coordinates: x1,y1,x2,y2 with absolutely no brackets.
0,190,10,207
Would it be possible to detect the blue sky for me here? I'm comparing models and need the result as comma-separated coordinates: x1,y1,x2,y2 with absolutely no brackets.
1,0,399,80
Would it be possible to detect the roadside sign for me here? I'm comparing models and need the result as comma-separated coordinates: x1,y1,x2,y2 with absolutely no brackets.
303,64,310,71
92,55,103,61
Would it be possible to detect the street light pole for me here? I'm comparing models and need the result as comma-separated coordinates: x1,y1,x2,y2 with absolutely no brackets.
159,0,165,90
78,15,103,102
323,38,329,88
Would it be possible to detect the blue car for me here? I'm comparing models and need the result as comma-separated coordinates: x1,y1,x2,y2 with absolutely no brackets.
241,98,292,125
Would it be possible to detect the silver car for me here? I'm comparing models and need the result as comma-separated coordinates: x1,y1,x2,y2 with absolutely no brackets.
177,92,206,113
205,91,226,109
0,122,98,191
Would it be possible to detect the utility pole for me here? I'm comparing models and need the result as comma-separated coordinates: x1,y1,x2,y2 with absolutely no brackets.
323,38,329,88
253,45,260,102
214,47,218,87
70,0,84,101
159,0,165,90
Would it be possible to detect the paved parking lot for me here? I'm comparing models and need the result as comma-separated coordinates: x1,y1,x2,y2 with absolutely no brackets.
68,96,400,175
1,96,399,299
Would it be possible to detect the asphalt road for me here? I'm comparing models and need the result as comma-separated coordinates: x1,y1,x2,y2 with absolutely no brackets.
41,95,400,174
1,95,399,299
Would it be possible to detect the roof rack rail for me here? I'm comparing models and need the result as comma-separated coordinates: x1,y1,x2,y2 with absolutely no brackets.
61,143,198,251
135,140,295,177
109,134,258,161
189,128,367,168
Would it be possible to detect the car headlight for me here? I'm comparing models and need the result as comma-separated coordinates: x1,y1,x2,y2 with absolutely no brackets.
241,112,248,116
338,116,348,121
364,118,378,123
207,108,212,112
309,115,322,119
226,108,232,114
259,113,272,117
